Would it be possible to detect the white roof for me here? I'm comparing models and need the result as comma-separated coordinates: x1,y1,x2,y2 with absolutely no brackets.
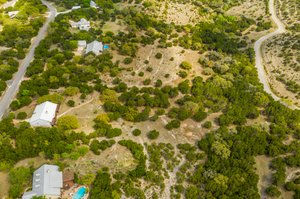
79,18,88,24
22,164,63,199
70,18,90,28
85,41,103,55
78,40,87,47
90,1,99,8
72,6,81,10
8,11,19,17
29,101,58,125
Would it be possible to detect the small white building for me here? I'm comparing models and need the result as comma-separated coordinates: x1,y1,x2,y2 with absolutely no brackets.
8,11,19,18
22,164,63,199
78,40,87,48
90,1,99,9
71,5,81,10
29,101,58,127
85,41,104,55
70,18,91,31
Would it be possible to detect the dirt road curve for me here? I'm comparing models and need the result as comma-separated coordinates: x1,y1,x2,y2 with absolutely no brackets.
0,1,57,119
0,0,18,9
254,0,299,110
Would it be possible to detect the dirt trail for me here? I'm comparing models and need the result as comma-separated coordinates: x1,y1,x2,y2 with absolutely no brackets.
0,172,9,199
255,155,272,198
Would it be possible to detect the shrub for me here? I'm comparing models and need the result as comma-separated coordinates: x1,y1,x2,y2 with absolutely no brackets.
166,119,181,130
64,87,80,96
138,72,144,77
16,112,27,120
95,114,110,124
147,130,159,140
143,79,151,85
155,79,162,87
10,100,20,111
106,128,122,138
8,167,32,199
57,115,80,130
193,111,207,122
146,67,153,72
266,185,281,197
37,93,64,104
67,100,75,107
180,61,192,70
80,94,87,99
202,121,212,128
123,57,133,65
155,52,162,59
132,129,142,136
178,70,188,78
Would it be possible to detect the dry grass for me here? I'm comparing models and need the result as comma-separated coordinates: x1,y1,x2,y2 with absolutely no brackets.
255,155,273,198
145,1,202,25
107,45,205,88
0,172,9,199
67,144,137,176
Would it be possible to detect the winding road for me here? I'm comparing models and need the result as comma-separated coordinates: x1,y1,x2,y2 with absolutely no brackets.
0,0,57,119
254,0,299,109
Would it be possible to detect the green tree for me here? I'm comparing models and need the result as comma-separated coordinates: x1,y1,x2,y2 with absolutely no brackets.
57,115,80,130
147,130,159,140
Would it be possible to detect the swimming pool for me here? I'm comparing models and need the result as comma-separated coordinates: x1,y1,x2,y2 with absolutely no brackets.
103,45,109,49
72,187,86,199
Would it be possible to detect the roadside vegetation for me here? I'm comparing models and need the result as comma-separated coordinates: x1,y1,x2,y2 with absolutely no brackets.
0,0,46,95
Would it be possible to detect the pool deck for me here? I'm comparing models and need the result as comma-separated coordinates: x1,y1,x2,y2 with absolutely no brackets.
61,185,89,199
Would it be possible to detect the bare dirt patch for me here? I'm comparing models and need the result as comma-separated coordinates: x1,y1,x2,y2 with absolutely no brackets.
110,112,220,146
0,172,9,199
102,20,127,34
255,155,273,198
68,144,137,175
145,1,202,25
109,45,204,88
58,92,101,133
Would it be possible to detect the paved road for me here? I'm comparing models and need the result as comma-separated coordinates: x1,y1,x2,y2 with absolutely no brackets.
0,0,57,119
254,0,299,109
0,0,18,9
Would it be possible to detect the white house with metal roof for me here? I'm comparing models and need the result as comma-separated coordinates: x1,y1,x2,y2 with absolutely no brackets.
85,41,104,55
90,1,99,9
22,164,63,199
78,40,87,48
71,5,81,10
29,101,58,127
8,11,19,18
70,18,91,31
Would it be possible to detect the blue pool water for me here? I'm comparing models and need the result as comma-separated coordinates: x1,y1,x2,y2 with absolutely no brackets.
72,187,86,199
103,45,109,49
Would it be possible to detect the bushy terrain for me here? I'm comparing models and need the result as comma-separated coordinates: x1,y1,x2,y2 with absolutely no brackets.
0,0,300,199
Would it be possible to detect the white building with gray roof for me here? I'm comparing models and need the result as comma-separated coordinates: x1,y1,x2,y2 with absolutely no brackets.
70,18,91,31
29,101,58,127
22,164,63,199
85,40,104,55
90,1,99,9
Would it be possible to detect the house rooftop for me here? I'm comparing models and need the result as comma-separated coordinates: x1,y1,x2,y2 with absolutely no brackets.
22,164,63,199
29,101,58,126
85,40,104,55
